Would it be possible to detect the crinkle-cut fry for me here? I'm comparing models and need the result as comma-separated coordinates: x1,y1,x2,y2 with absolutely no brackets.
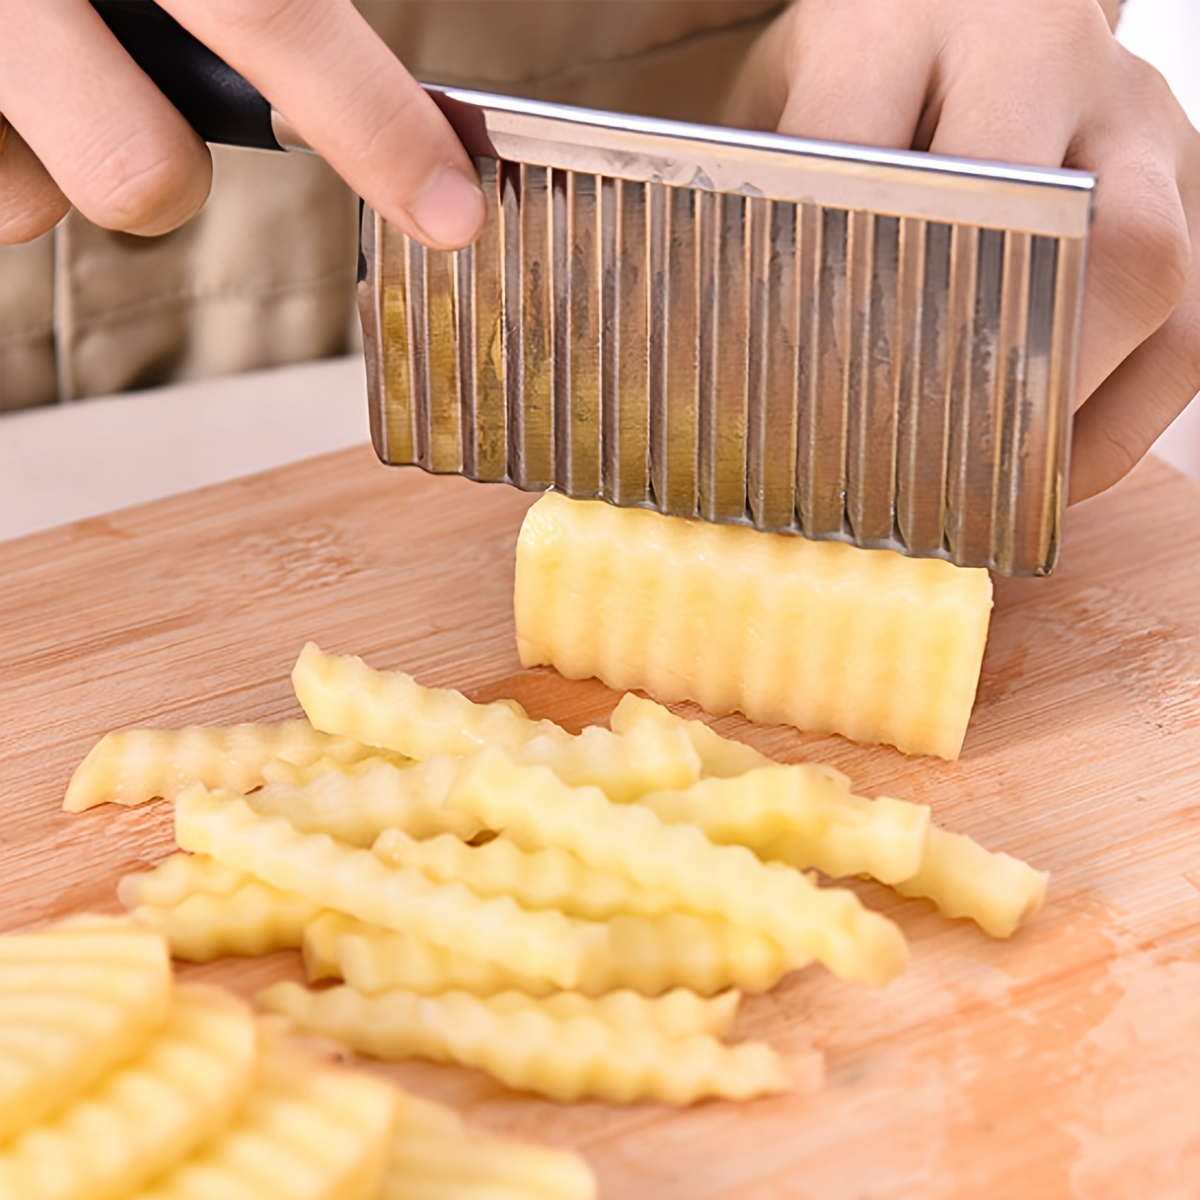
0,984,257,1200
259,983,795,1104
372,827,680,921
117,853,249,910
63,720,373,812
639,767,930,885
0,918,171,1144
513,721,700,803
132,1031,394,1200
291,643,698,801
292,642,563,758
384,1091,596,1200
514,492,993,760
305,911,804,998
302,914,557,995
259,750,410,787
609,693,771,779
301,961,735,1038
247,757,478,847
585,913,805,996
448,749,907,987
893,826,1049,937
175,786,607,990
130,882,323,962
467,988,739,1040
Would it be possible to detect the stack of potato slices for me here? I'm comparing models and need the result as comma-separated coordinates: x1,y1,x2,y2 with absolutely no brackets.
0,917,595,1200
65,643,1048,1114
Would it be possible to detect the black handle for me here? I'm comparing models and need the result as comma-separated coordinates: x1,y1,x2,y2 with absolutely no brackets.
89,0,282,150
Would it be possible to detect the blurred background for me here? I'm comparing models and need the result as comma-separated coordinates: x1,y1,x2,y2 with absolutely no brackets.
1119,0,1200,481
0,0,1197,541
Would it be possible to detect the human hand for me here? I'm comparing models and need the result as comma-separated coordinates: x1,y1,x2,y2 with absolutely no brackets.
724,0,1200,503
0,0,485,251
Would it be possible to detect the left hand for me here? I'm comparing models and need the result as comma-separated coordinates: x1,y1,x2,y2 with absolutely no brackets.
723,0,1200,504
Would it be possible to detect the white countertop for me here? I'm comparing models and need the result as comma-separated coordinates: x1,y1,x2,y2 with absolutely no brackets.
0,356,369,543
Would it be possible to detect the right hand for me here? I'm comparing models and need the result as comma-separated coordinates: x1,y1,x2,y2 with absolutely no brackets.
0,0,486,249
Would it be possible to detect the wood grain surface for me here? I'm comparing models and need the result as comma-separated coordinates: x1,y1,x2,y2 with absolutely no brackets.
2,446,1199,1199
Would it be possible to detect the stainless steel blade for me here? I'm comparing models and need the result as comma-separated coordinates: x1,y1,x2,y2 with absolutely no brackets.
360,86,1094,575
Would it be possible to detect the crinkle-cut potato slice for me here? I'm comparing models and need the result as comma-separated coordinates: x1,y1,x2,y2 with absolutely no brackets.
514,492,993,760
175,786,608,990
609,693,771,779
893,826,1049,937
292,642,563,758
247,757,478,847
383,1088,596,1200
260,983,798,1105
448,749,907,987
129,882,323,962
372,827,681,921
0,918,171,1144
305,909,805,998
639,767,931,885
131,1031,394,1200
63,720,374,812
0,984,257,1200
118,853,249,911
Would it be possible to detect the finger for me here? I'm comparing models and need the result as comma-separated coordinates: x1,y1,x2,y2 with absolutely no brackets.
0,119,70,244
775,1,936,148
925,23,1084,166
1069,246,1200,503
0,0,212,236
1068,54,1192,402
162,0,485,250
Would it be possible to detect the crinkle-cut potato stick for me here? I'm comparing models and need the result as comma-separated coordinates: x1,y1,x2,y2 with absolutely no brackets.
260,983,798,1104
515,492,993,759
609,693,773,779
63,720,374,812
259,751,408,787
129,882,323,962
0,919,171,1144
474,988,740,1040
118,853,248,910
132,1032,395,1200
448,749,907,986
383,1089,596,1200
292,642,562,758
638,767,931,885
174,786,608,990
893,826,1049,937
613,693,1047,935
302,914,556,997
372,827,682,921
512,721,700,802
305,909,806,999
0,985,257,1200
292,643,702,800
247,757,478,847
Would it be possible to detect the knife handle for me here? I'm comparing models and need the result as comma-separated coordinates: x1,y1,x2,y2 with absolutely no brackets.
88,0,300,151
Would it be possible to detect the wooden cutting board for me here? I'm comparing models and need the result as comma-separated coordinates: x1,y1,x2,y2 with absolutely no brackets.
2,446,1199,1199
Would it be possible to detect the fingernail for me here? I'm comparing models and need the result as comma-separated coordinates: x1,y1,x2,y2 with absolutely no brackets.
408,165,486,248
